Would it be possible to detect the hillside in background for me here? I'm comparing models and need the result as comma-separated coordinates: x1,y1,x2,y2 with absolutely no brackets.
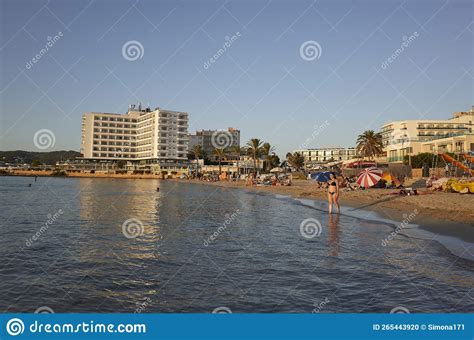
0,150,81,165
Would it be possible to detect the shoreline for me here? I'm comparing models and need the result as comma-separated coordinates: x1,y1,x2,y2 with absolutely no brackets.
170,178,474,230
172,179,474,260
3,171,473,231
0,170,166,180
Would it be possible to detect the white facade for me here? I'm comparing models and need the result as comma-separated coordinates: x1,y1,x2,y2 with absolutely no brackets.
294,147,357,167
421,134,474,154
81,106,189,162
381,107,474,162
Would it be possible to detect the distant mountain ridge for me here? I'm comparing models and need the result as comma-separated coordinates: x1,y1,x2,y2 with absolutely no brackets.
0,150,81,165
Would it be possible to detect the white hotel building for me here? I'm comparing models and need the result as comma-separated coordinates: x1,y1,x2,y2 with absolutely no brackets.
381,107,474,163
293,147,357,169
81,105,189,171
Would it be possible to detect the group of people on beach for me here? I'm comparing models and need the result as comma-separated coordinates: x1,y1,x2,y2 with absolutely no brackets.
245,173,292,187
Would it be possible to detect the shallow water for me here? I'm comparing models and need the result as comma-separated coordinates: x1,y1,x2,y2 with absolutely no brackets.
0,176,472,313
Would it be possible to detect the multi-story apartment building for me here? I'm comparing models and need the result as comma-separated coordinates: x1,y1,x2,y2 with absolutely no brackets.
381,106,474,163
293,147,357,168
81,105,189,170
189,127,240,159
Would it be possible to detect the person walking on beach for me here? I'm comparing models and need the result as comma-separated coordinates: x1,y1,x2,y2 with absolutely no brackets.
327,173,340,214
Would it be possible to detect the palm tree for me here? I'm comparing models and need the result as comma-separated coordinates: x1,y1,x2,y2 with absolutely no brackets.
229,145,243,176
191,145,203,173
246,138,264,174
286,152,304,171
261,142,276,172
213,148,227,174
270,154,280,169
356,130,384,160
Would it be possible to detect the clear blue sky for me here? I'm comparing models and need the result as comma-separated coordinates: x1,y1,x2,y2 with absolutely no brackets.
0,0,472,157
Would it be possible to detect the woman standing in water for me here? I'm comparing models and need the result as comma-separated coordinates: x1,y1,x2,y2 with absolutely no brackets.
327,173,340,214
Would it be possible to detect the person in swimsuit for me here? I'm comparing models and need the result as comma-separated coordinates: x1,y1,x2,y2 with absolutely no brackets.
327,173,340,214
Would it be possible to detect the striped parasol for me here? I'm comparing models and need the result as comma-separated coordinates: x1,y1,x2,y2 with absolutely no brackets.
356,167,383,188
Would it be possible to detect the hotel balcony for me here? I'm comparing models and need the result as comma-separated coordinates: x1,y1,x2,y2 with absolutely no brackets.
417,125,468,130
387,156,405,163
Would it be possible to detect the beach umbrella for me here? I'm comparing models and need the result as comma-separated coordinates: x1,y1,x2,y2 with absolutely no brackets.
312,171,332,182
270,167,285,173
356,167,383,188
382,173,400,187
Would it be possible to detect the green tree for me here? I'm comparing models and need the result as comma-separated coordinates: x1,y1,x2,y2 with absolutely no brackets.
246,138,264,174
213,148,227,174
31,159,42,167
269,154,280,170
117,160,126,169
191,145,204,173
403,152,435,168
261,142,276,172
286,152,304,171
356,130,384,160
229,145,243,176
